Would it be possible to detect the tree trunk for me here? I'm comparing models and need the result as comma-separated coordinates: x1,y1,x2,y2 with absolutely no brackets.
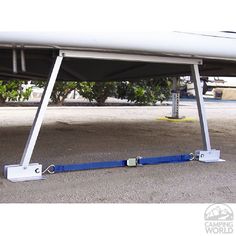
0,96,6,105
96,96,107,106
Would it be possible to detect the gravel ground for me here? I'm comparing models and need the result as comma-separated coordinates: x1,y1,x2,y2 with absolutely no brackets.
0,100,235,203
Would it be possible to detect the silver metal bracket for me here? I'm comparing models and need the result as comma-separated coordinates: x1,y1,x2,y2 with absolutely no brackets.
4,163,44,182
60,49,203,65
195,149,225,163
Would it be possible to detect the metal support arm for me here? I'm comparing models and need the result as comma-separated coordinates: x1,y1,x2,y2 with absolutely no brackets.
4,56,63,182
191,64,223,162
20,56,63,167
191,64,211,151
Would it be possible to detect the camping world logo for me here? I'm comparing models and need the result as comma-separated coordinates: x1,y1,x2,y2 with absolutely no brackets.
204,204,234,234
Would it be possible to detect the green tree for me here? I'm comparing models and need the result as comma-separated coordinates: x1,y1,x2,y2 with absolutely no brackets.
117,78,171,105
36,81,78,105
0,80,32,104
77,81,117,106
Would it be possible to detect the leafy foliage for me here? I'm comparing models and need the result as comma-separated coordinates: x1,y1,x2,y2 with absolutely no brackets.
0,80,32,104
36,81,78,105
34,78,171,106
117,78,171,105
77,82,117,106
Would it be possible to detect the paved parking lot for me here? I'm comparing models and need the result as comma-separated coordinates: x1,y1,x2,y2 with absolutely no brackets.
0,100,235,202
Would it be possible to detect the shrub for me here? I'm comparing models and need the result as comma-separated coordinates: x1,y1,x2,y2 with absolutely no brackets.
77,81,117,106
117,78,171,105
0,80,32,104
36,81,78,105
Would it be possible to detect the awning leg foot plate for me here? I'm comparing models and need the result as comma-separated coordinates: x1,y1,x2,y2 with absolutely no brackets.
195,149,225,163
4,163,44,182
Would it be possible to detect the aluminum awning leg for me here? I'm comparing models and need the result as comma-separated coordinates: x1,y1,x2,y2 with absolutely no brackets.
4,56,63,182
191,64,224,162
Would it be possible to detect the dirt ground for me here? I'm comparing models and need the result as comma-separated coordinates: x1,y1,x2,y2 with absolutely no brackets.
0,100,235,203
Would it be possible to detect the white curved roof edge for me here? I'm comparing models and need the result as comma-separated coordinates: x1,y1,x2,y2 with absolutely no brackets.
0,31,236,60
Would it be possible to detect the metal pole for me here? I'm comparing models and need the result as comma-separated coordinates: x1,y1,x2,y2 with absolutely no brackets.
191,64,211,151
20,47,26,72
12,48,17,73
20,56,63,167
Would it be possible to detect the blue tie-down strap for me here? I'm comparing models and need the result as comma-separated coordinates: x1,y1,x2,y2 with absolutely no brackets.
53,160,127,173
138,154,192,165
44,153,193,174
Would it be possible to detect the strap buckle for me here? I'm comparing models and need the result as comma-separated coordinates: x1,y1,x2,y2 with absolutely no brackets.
127,158,138,167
